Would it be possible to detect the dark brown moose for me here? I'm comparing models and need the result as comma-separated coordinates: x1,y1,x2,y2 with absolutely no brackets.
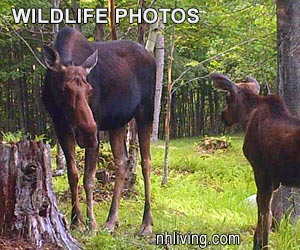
42,27,155,235
211,72,300,250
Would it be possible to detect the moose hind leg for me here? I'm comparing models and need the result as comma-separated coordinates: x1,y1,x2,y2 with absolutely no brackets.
84,146,99,231
136,120,153,236
103,127,128,232
253,176,273,250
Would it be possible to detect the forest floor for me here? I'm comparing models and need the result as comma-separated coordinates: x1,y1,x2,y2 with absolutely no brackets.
52,135,300,250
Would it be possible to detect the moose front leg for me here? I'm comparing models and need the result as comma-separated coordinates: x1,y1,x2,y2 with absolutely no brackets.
103,127,128,232
84,146,99,231
57,130,85,230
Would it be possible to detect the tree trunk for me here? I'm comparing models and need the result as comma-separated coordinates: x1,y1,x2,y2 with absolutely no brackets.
108,0,117,40
162,24,175,186
124,119,138,192
274,0,300,226
0,140,80,249
71,0,81,31
94,0,106,42
52,0,61,39
151,19,165,141
55,142,65,172
170,93,178,138
137,0,146,46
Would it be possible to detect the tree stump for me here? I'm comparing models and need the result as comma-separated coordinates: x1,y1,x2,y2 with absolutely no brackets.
0,140,80,249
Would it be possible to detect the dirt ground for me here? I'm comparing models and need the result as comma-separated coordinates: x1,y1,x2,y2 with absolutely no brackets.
0,236,60,250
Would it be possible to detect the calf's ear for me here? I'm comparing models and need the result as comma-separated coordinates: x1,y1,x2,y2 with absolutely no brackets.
245,76,260,94
210,72,237,95
81,50,98,75
42,45,65,72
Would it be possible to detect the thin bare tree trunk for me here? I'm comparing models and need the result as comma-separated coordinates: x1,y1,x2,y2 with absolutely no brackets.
71,0,81,31
125,119,138,192
0,141,80,249
162,24,175,186
52,0,61,39
108,0,117,40
137,0,146,46
151,19,164,141
94,0,106,42
55,142,65,172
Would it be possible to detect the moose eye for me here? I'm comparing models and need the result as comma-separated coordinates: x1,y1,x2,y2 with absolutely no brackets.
88,88,93,97
86,85,93,96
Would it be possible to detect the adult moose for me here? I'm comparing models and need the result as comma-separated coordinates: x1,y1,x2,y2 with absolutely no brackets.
211,72,300,250
42,27,155,235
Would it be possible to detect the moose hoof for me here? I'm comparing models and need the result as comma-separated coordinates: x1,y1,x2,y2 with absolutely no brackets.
88,220,98,232
139,224,152,236
70,220,85,232
253,243,263,250
70,210,85,231
103,220,119,233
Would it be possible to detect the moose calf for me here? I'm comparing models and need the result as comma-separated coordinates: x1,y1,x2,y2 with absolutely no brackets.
211,72,300,250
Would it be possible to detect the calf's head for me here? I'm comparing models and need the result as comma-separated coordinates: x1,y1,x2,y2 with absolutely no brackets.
210,73,260,127
42,46,98,148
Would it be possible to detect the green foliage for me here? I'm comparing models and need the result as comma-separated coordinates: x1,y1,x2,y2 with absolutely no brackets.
1,130,48,143
1,130,25,142
34,133,47,142
98,142,114,169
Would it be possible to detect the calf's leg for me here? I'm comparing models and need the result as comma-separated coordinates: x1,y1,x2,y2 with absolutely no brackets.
253,173,273,250
103,127,128,231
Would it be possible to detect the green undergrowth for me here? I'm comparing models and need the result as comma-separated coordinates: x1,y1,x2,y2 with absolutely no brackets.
52,134,300,250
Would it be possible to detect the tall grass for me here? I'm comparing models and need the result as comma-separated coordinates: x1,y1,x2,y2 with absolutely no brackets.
53,135,300,249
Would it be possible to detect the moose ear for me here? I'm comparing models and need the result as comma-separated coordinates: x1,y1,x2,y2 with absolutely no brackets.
81,50,98,75
245,76,260,94
210,72,237,95
42,45,65,72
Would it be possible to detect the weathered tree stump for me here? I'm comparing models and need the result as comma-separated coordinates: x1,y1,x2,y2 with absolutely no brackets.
0,140,80,249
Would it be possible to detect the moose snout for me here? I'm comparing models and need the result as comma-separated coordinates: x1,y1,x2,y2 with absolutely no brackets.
75,125,98,149
221,111,228,125
221,111,233,127
221,111,225,123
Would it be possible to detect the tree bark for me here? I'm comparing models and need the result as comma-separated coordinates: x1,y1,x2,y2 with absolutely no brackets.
151,19,164,141
55,142,65,171
125,119,138,192
71,0,81,31
137,0,146,46
52,0,61,39
162,24,175,186
274,0,300,226
94,0,106,42
108,0,117,40
0,140,80,249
